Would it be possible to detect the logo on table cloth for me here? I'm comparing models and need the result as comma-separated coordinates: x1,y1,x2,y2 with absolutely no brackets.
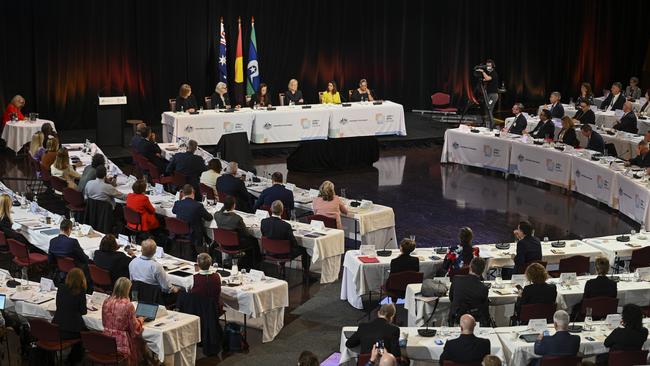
184,125,194,133
575,169,581,178
546,159,555,172
483,145,492,157
596,175,609,189
452,142,459,149
301,118,311,129
263,122,273,130
375,113,385,124
339,118,349,125
636,194,646,210
223,121,233,133
517,154,525,162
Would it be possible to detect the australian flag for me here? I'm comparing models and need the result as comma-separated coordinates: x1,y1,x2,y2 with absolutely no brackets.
218,18,227,83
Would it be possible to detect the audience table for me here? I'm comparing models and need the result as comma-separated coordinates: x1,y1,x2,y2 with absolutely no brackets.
1,119,56,152
480,240,603,271
340,249,443,309
583,233,650,267
338,325,505,365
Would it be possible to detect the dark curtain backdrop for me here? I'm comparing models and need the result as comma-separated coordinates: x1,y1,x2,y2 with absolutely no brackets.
1,0,649,130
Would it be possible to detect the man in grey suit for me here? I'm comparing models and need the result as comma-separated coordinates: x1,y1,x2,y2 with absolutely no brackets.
213,195,261,269
83,165,125,209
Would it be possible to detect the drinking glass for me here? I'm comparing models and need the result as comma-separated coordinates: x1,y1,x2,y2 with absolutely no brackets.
585,307,593,331
131,290,139,302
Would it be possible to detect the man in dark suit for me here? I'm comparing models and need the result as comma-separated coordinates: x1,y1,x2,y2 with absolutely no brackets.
135,126,167,172
213,196,261,269
261,200,311,281
166,139,206,199
389,238,419,274
507,103,527,135
533,310,580,365
440,314,491,364
530,109,556,140
130,122,147,149
584,257,617,299
449,257,490,326
600,82,625,111
216,161,254,213
613,101,638,134
345,303,401,358
513,221,542,274
253,172,294,214
580,124,605,154
547,92,565,119
172,185,213,254
48,219,92,290
572,100,596,125
628,141,650,168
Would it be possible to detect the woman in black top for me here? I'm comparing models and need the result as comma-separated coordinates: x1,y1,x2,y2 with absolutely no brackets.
284,79,304,105
389,238,419,274
250,83,271,107
598,304,649,363
211,82,231,109
350,79,375,102
514,263,557,322
441,227,479,275
175,83,198,112
93,234,134,283
53,268,87,364
576,82,594,106
558,116,579,147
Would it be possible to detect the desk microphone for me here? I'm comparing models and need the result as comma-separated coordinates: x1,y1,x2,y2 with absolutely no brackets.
376,238,394,257
567,308,583,333
417,298,439,337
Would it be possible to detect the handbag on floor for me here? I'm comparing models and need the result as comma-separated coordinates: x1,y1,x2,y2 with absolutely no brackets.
223,322,249,352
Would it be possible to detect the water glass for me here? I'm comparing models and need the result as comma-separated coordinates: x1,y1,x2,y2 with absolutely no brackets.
131,290,139,302
585,307,593,330
543,236,549,244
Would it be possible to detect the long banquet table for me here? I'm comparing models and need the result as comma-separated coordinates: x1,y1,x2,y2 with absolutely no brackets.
160,101,406,145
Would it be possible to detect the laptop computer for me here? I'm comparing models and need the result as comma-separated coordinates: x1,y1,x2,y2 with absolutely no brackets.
135,302,159,322
0,294,5,310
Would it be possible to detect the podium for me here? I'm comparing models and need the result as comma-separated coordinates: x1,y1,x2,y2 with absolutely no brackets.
97,96,127,146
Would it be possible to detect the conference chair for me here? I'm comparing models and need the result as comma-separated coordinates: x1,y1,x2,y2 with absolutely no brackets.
50,175,68,197
278,93,286,106
261,237,300,279
515,303,556,325
204,96,212,110
448,266,469,280
164,216,193,260
131,280,164,305
80,331,127,365
63,187,85,222
539,355,582,366
199,183,216,201
29,318,81,366
82,198,114,234
581,296,618,320
88,264,113,294
549,255,590,277
212,228,245,261
381,271,424,304
304,214,337,229
431,92,458,114
8,238,48,274
629,246,650,272
318,92,324,103
123,205,144,239
168,98,176,112
607,350,649,366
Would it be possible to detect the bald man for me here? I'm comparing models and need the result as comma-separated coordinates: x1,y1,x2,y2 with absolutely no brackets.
612,101,638,134
439,314,491,364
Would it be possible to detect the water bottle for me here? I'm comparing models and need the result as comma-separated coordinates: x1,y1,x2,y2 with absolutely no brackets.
21,267,28,289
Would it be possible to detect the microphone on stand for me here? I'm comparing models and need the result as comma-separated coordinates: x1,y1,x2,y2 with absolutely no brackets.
567,307,583,333
417,298,439,337
376,238,394,257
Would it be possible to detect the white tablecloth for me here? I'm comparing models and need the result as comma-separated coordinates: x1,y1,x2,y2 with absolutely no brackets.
161,110,253,144
1,119,56,152
340,249,443,309
250,106,330,143
480,240,603,270
328,101,406,138
441,128,511,173
509,139,573,188
339,326,504,365
584,234,650,263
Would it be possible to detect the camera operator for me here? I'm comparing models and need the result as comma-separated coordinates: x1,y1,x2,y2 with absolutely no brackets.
476,59,499,128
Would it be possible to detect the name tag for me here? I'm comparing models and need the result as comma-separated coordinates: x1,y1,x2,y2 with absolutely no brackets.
528,319,547,334
310,220,325,230
118,234,129,246
605,314,622,329
635,267,650,281
40,278,55,292
511,274,527,288
560,272,577,285
248,269,265,282
155,183,164,195
80,224,92,236
255,210,269,219
91,291,109,307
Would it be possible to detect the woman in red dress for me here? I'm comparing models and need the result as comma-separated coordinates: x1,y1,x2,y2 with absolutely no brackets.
2,95,26,124
101,277,146,366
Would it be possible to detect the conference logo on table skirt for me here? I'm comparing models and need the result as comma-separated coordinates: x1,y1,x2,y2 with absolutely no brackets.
184,125,194,133
223,121,234,132
375,113,385,124
515,154,563,172
263,122,273,130
596,175,610,190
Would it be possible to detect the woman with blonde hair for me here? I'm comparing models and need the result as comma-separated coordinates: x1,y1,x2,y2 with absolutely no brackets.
51,147,81,189
284,79,304,105
0,194,32,246
29,131,45,160
174,83,197,112
102,277,155,365
2,94,26,124
311,180,348,229
53,268,87,364
557,116,579,147
40,136,60,169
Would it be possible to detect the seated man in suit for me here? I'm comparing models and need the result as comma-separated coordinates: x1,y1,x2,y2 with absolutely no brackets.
129,122,147,149
83,165,126,209
261,200,312,281
627,140,650,168
513,221,542,274
449,257,490,326
613,101,638,134
533,310,580,365
529,109,555,140
572,100,596,125
128,238,179,294
253,172,295,214
166,139,206,198
172,184,213,254
135,126,167,172
506,103,527,135
601,82,625,111
389,238,419,274
440,314,491,364
216,162,254,213
213,195,261,269
48,219,91,290
584,256,617,299
579,124,605,154
546,91,564,119
346,303,401,358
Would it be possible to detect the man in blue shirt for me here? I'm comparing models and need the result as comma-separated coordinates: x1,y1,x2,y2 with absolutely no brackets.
253,172,294,215
128,238,178,294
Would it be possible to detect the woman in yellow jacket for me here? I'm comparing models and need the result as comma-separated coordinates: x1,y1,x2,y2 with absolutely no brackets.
321,81,341,104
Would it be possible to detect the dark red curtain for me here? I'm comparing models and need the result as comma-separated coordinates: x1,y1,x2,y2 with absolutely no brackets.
1,0,649,130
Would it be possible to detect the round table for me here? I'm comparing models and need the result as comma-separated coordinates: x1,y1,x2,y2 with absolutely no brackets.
1,119,56,152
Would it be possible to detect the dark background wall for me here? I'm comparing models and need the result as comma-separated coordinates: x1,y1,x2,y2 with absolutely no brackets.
1,0,649,130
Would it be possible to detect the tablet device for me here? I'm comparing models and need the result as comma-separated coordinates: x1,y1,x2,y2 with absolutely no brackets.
519,333,540,343
168,270,193,278
135,302,159,322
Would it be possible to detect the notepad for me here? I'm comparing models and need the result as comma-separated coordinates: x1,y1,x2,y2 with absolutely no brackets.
357,256,380,264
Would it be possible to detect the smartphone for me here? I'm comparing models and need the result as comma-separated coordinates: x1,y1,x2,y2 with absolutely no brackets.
375,340,384,355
